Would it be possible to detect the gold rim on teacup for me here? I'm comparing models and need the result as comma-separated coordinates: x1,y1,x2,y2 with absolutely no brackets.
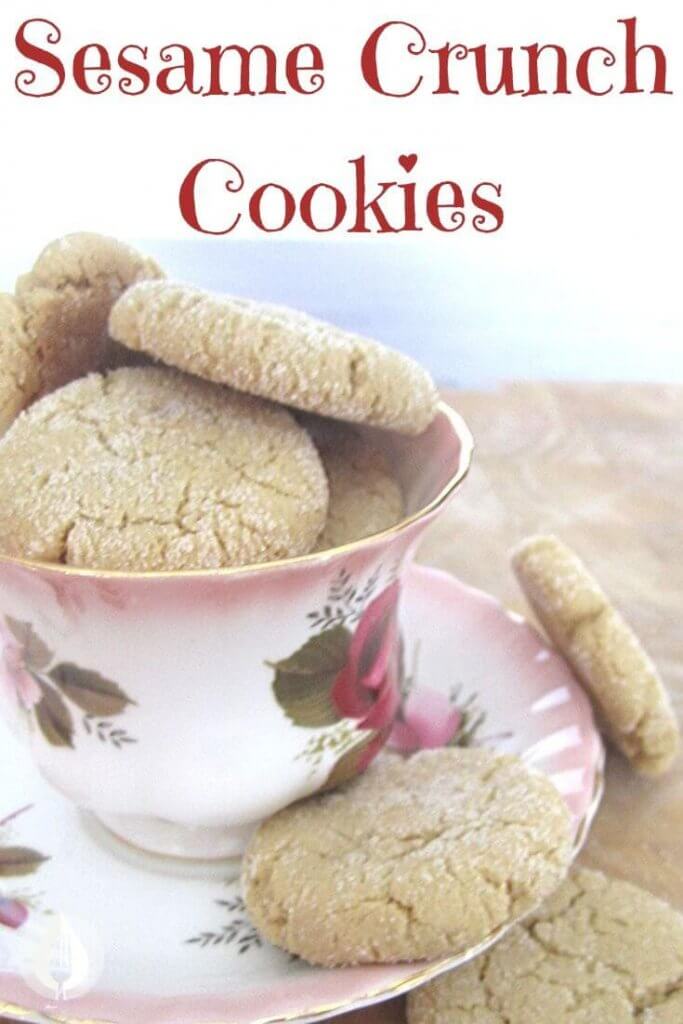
0,402,474,580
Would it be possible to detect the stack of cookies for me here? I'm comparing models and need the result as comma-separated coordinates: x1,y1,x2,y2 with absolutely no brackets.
1,234,681,1021
0,233,438,571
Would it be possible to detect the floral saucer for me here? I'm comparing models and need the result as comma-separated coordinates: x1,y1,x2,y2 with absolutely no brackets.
0,565,604,1024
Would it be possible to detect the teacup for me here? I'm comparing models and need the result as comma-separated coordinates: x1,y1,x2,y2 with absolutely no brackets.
0,403,472,861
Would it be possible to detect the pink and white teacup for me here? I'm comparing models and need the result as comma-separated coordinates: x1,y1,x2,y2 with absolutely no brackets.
0,403,473,861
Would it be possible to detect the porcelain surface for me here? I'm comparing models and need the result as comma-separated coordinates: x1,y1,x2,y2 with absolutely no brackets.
0,564,604,1024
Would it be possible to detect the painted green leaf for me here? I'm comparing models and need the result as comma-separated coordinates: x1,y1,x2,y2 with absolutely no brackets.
48,663,134,717
0,846,48,878
35,682,74,748
271,625,351,728
4,616,53,671
321,731,379,793
273,625,351,677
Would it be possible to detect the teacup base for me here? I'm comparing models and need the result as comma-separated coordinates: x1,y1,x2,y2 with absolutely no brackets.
89,812,252,878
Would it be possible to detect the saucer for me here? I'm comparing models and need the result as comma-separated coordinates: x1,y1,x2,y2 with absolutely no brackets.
0,564,604,1024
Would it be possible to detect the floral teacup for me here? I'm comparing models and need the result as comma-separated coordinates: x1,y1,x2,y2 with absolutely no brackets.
0,403,473,861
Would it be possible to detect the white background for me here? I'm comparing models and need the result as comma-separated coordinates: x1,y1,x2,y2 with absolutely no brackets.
0,0,680,385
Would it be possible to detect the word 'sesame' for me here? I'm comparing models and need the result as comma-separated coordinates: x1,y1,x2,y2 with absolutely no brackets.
14,17,671,99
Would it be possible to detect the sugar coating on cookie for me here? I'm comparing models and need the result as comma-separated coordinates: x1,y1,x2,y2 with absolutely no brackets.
109,281,439,435
242,748,573,966
13,232,164,400
512,534,679,776
0,367,328,571
0,294,40,436
302,416,404,550
407,868,683,1024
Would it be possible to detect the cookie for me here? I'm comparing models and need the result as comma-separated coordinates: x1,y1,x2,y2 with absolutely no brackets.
109,281,439,435
0,367,328,571
407,868,683,1024
242,748,573,965
512,534,679,776
302,417,404,550
0,294,40,435
11,232,164,402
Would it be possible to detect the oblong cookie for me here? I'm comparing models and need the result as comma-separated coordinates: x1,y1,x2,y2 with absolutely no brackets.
302,417,404,550
512,534,680,776
11,232,164,404
109,281,439,435
0,366,328,571
242,748,573,965
407,868,683,1024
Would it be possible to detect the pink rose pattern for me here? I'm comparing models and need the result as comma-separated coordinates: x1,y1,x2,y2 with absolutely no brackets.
272,568,494,790
272,570,402,787
0,613,136,749
331,580,401,734
390,680,490,755
0,897,29,930
390,686,463,753
0,620,41,712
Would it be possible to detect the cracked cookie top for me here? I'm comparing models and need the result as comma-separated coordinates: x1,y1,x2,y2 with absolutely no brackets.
0,293,40,436
242,747,573,966
512,534,680,776
7,232,164,413
0,366,328,571
301,415,404,550
109,280,439,436
407,868,683,1024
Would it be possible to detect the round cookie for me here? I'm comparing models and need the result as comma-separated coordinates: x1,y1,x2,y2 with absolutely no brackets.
0,366,328,571
12,232,164,402
109,281,439,435
242,747,573,966
512,534,679,776
302,416,404,550
0,294,40,436
407,868,683,1024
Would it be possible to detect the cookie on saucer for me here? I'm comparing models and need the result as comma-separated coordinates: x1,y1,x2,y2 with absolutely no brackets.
242,747,573,966
11,232,164,403
512,534,679,776
302,417,404,550
407,868,683,1024
109,281,439,435
0,366,328,571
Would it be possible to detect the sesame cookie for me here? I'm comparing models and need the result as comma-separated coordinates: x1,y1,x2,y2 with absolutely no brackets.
512,535,679,776
242,748,573,966
302,417,404,550
0,294,40,435
12,232,164,401
109,281,439,435
0,366,328,571
407,868,683,1024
